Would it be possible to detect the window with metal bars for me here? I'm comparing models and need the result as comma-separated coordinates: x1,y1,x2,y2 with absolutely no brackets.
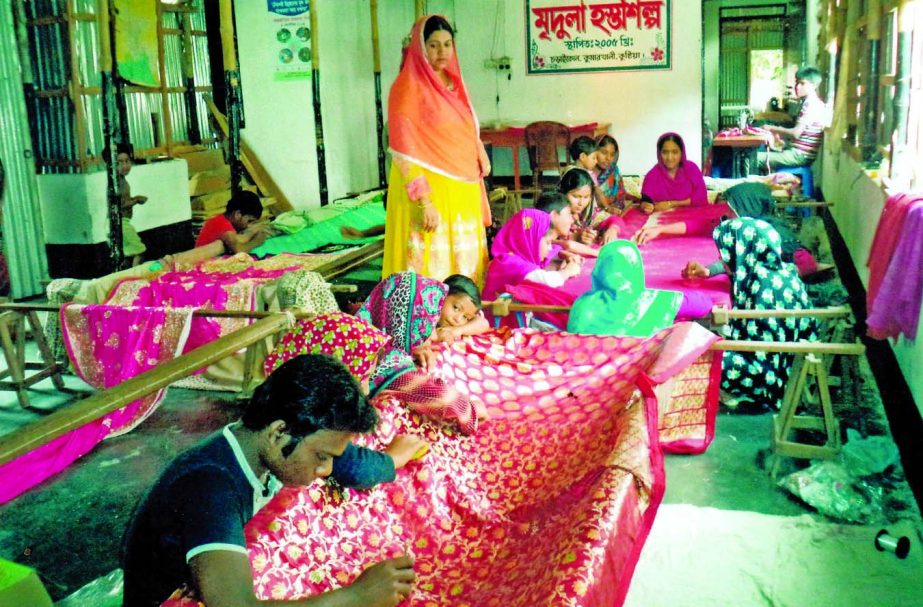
15,0,217,174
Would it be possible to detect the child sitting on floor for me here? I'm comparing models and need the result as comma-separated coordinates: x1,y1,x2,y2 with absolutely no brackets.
558,167,626,247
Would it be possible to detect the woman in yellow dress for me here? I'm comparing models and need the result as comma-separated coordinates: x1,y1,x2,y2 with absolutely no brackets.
384,15,491,284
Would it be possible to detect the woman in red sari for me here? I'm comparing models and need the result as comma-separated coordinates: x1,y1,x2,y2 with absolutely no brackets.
384,15,490,284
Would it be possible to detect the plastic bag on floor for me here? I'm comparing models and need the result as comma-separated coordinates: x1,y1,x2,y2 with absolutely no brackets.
55,568,122,607
779,460,883,523
841,428,900,477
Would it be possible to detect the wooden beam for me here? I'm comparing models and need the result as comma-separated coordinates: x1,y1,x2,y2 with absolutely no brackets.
204,95,294,212
0,314,297,466
711,306,851,322
711,340,865,356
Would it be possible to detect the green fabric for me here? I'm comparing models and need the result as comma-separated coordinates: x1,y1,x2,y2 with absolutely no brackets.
567,240,682,338
271,210,312,235
251,199,386,258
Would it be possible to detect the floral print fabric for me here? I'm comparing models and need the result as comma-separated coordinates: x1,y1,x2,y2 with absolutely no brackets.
264,313,390,383
714,218,818,407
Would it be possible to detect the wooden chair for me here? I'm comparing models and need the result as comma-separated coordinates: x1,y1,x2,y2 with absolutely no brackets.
524,121,570,189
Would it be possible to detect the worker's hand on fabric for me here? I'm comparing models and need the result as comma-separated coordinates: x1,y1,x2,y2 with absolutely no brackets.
633,226,663,246
578,228,597,245
349,555,416,607
432,326,458,344
560,258,581,278
340,225,365,239
421,202,440,232
601,226,621,245
653,201,675,213
132,195,148,206
681,260,710,279
639,201,655,214
385,434,429,469
411,345,437,372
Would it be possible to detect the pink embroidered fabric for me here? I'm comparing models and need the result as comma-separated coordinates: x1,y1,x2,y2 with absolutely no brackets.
0,306,192,504
162,324,718,607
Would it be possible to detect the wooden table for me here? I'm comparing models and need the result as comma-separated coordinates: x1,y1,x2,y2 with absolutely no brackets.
710,135,766,178
480,122,610,190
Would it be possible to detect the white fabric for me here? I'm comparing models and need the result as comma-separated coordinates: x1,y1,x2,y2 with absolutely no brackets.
524,268,567,288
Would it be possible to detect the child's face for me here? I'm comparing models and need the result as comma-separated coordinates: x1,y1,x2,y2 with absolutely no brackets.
578,152,597,171
230,211,259,232
596,143,617,170
116,152,133,177
566,185,593,216
794,78,816,99
539,231,554,260
550,206,574,237
439,293,478,328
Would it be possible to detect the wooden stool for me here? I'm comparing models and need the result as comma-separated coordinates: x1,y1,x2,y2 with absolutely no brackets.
0,310,67,410
770,353,841,478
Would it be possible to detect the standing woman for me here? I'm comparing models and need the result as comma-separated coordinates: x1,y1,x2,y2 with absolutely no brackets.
384,15,491,284
640,132,708,214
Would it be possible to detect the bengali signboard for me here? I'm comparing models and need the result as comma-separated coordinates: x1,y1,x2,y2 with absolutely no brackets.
526,0,671,74
268,0,312,80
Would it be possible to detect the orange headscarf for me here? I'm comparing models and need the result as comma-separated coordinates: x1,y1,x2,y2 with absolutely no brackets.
388,15,484,183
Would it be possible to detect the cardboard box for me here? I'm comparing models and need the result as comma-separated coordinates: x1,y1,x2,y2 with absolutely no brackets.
189,166,231,197
178,148,226,174
0,559,53,607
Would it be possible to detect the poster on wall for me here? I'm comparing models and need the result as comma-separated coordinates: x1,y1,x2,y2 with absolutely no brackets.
268,0,312,81
526,0,671,74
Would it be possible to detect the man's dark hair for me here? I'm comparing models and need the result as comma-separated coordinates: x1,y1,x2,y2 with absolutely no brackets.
444,273,481,309
424,15,454,40
795,66,822,86
534,191,569,214
225,190,263,218
568,136,596,161
241,354,377,455
101,142,135,164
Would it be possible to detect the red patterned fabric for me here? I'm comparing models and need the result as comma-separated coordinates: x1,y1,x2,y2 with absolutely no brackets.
162,324,720,607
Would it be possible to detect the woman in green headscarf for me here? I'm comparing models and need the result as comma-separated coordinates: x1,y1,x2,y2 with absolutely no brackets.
567,240,683,338
715,218,818,409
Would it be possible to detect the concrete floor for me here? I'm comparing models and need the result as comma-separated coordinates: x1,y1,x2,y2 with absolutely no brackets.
1,225,920,603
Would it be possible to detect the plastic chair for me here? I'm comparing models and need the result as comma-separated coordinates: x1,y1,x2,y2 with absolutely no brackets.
524,121,570,189
776,165,814,199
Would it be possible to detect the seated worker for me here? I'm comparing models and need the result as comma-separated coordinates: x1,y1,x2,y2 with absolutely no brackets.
533,189,599,258
482,205,582,306
567,240,682,338
357,271,490,434
756,66,830,171
595,134,639,212
104,143,148,267
633,182,828,277
559,167,625,247
264,312,428,490
640,132,708,214
706,218,818,411
121,354,415,607
567,135,609,211
195,190,273,252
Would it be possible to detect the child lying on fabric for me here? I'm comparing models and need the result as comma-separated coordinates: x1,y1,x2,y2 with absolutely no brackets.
558,167,626,247
357,271,489,433
264,312,428,489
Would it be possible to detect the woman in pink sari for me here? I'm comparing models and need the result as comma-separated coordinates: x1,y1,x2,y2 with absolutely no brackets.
482,207,582,328
640,132,708,214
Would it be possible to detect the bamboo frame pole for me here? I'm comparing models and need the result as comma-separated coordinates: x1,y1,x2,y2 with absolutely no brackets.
0,314,295,466
415,0,425,20
711,340,865,356
483,300,852,320
890,1,913,182
97,0,123,273
218,0,242,194
310,1,328,205
862,0,883,159
371,0,386,186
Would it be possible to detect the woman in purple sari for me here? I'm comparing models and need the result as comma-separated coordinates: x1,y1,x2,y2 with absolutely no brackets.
640,132,708,214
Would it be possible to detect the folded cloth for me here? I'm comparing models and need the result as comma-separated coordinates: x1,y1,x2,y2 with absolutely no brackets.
867,201,923,340
866,193,923,310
